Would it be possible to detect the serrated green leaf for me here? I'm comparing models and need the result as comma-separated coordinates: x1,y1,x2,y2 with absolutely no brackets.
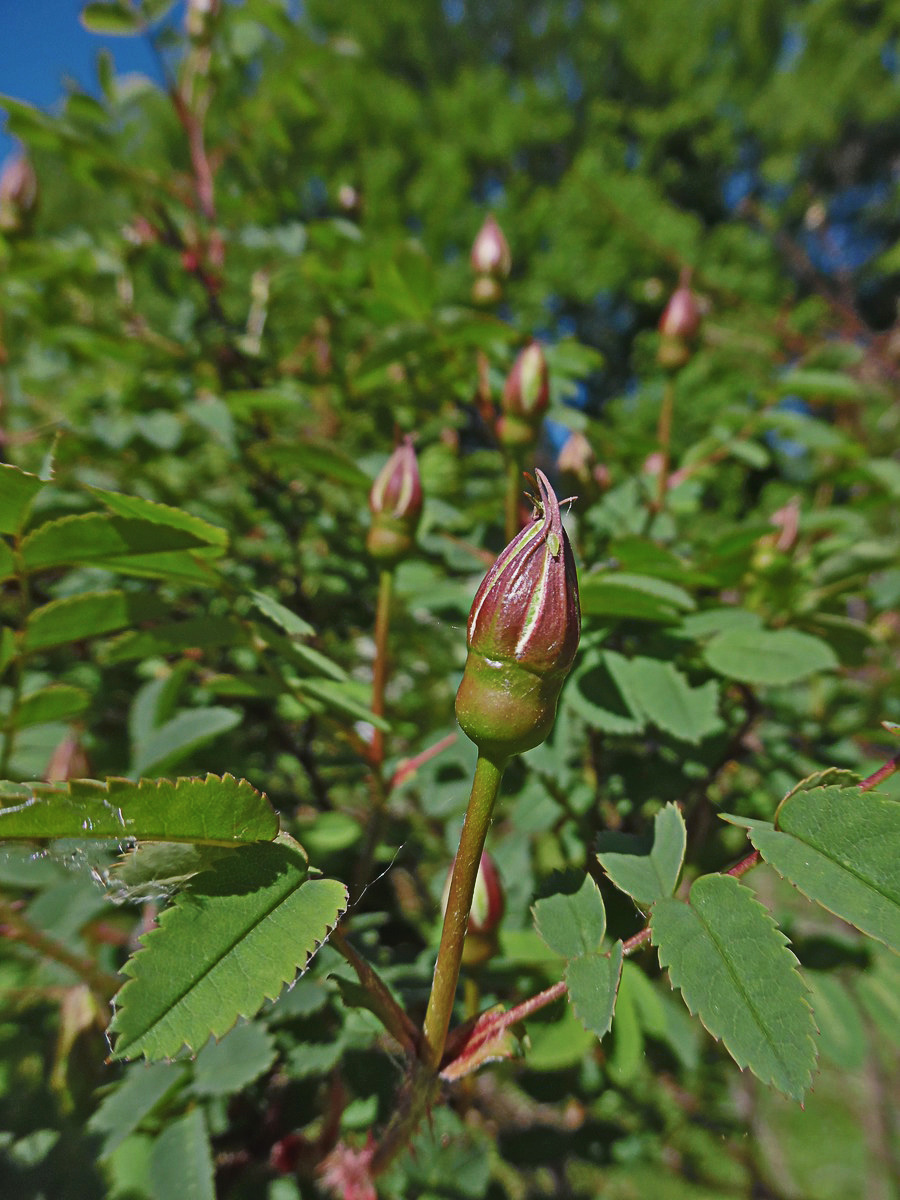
109,837,347,1060
805,972,866,1070
191,1021,277,1096
565,648,645,736
598,803,687,906
743,786,900,953
89,487,227,548
20,514,221,579
103,617,245,664
579,572,695,622
565,941,623,1038
132,707,242,776
285,1038,343,1078
299,678,390,730
23,591,163,652
8,684,90,729
605,959,643,1084
80,2,142,35
704,628,838,685
89,1061,189,1157
251,591,314,637
148,1108,214,1200
651,874,817,1099
678,607,763,640
606,655,721,744
0,774,278,843
0,463,44,535
533,873,606,958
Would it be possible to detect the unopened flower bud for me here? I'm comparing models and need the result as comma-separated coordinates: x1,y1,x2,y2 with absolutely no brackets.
497,342,550,448
471,275,503,306
557,431,606,506
442,851,504,935
470,214,511,280
0,154,38,233
657,278,702,369
456,469,580,759
366,438,423,564
45,735,89,782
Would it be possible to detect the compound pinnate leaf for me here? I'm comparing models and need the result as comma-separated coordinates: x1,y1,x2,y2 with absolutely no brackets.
566,941,623,1038
704,628,837,686
598,803,686,906
651,874,817,1100
738,786,900,953
533,873,606,958
0,774,278,844
148,1108,214,1200
109,836,347,1060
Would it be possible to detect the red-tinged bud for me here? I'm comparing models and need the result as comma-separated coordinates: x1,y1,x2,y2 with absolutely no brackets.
45,736,89,782
319,1139,377,1200
366,438,423,564
442,851,504,935
0,154,38,233
497,342,550,449
470,214,511,280
658,278,702,369
456,469,580,759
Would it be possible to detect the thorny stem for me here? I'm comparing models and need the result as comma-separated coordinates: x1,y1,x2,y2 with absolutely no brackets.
421,752,506,1070
0,898,119,1004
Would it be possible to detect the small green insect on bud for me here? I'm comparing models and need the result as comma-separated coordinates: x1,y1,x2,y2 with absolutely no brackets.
456,469,581,760
497,342,550,449
365,438,423,565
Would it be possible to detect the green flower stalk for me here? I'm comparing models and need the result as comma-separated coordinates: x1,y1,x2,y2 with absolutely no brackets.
456,469,581,760
366,438,423,565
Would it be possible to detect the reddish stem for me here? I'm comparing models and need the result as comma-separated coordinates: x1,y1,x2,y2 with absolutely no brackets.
859,751,900,792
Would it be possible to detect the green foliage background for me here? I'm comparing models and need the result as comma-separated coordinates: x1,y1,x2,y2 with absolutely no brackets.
0,1,898,1197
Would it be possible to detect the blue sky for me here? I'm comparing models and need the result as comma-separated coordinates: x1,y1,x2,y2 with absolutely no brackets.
0,0,171,165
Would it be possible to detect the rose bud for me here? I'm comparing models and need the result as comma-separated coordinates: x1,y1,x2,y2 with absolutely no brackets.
556,431,607,506
470,214,511,280
365,438,423,564
442,850,505,966
456,469,580,760
0,154,38,234
497,341,550,449
657,276,703,369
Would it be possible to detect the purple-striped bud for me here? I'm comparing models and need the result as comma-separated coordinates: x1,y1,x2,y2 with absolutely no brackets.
456,470,580,759
470,214,511,280
366,438,423,564
497,342,550,448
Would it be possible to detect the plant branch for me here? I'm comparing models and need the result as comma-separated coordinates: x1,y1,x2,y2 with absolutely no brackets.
330,928,418,1056
0,897,120,1004
859,751,900,792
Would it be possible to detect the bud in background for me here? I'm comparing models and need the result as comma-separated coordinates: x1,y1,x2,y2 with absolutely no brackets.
657,274,703,370
456,469,580,759
470,214,510,305
497,341,550,449
366,438,423,565
0,154,38,234
557,431,609,506
442,851,505,965
45,735,89,782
